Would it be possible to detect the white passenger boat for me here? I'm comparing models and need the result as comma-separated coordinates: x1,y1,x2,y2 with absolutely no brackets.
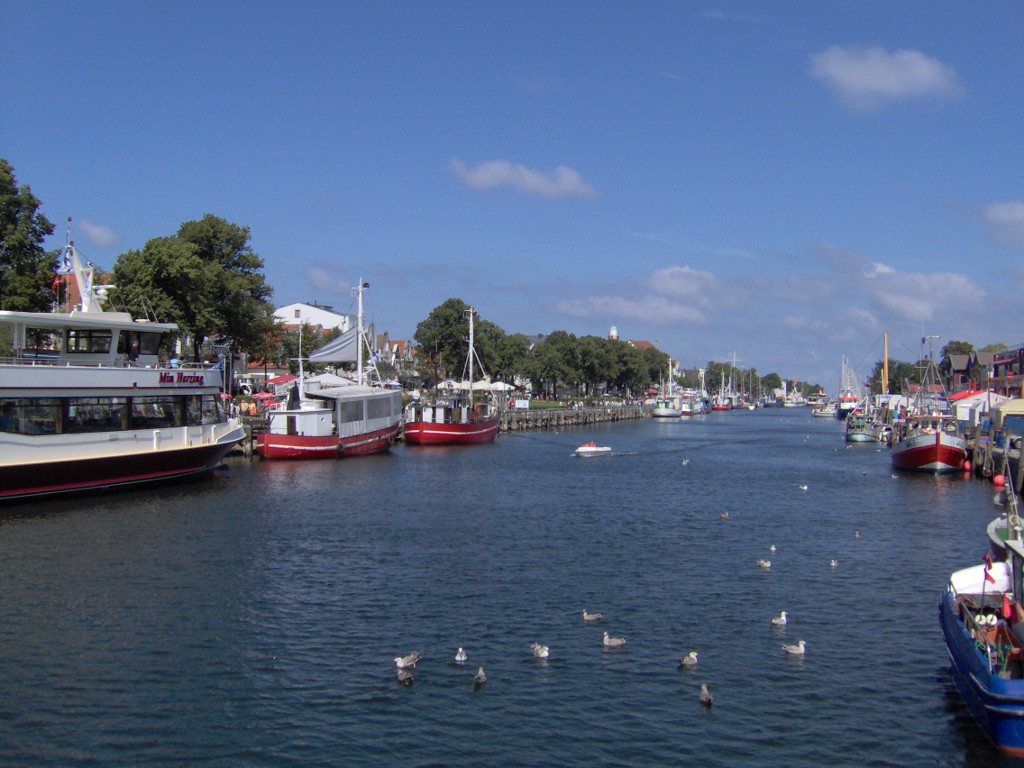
0,233,244,501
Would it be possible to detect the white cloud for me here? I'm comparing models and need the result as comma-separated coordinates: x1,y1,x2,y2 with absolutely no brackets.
982,201,1024,250
79,219,118,248
809,46,964,110
645,265,719,307
305,266,349,295
863,261,896,279
868,271,985,322
554,294,707,325
449,159,600,199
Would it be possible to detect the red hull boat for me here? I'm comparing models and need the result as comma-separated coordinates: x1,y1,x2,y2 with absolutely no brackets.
403,411,499,445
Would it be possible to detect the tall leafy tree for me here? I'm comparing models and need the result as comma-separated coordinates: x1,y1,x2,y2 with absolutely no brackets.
413,298,503,381
111,214,275,360
492,332,531,382
0,158,56,312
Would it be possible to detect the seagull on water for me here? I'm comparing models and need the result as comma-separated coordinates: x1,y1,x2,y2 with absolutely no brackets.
854,530,862,539
756,559,772,569
720,512,729,520
455,648,468,664
396,668,413,686
699,683,714,708
678,651,699,667
771,611,788,626
798,484,808,491
473,666,486,687
769,544,776,552
582,609,603,622
394,652,421,669
530,643,549,659
782,640,806,655
603,631,627,648
681,458,690,466
830,559,838,568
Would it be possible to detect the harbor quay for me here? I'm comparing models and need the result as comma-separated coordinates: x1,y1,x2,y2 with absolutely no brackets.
499,404,649,432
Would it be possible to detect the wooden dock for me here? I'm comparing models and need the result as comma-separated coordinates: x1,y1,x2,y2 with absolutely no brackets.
500,404,650,432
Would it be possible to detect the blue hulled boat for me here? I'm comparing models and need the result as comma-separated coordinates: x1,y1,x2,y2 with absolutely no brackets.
940,539,1024,756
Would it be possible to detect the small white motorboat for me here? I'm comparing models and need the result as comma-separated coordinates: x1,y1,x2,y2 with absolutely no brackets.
574,442,612,457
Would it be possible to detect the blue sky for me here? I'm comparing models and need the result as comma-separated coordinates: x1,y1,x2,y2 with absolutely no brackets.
4,2,1022,390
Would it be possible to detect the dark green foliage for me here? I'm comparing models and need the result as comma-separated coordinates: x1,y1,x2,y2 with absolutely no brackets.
111,214,274,359
0,159,56,312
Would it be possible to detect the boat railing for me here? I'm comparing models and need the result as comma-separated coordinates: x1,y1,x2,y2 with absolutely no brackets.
0,354,221,371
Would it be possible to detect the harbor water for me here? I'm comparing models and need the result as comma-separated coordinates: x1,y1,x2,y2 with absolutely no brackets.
0,409,1013,767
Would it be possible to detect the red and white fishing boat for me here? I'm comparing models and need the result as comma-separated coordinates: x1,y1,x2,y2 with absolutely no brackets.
0,227,244,500
403,306,500,446
890,413,967,473
256,281,402,460
889,340,967,474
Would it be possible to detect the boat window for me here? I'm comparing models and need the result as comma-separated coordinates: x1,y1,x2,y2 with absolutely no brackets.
338,400,364,424
130,396,181,429
367,396,392,420
0,398,61,435
66,397,129,433
66,329,113,354
201,395,222,425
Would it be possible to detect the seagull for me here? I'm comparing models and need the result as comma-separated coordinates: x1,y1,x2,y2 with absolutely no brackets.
719,512,729,520
798,485,808,491
681,458,690,466
782,640,806,655
756,559,772,569
394,652,421,669
771,611,788,626
473,666,486,687
699,683,714,708
530,643,549,659
854,530,862,539
582,609,603,622
830,559,838,568
603,631,627,648
678,651,699,667
455,648,468,664
769,544,776,552
396,668,413,686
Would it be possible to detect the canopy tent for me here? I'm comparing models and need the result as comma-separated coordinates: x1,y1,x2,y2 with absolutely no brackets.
951,391,1009,425
308,327,359,363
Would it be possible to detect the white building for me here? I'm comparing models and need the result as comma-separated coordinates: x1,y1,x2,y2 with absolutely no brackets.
274,302,355,333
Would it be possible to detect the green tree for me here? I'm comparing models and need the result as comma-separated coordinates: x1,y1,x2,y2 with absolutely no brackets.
111,215,275,360
0,159,56,312
413,298,503,382
868,358,918,394
492,332,532,382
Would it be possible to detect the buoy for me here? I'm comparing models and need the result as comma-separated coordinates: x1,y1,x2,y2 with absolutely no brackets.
994,475,1006,488
962,460,971,471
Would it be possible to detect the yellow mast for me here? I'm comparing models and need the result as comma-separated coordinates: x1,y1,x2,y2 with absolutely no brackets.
882,332,889,395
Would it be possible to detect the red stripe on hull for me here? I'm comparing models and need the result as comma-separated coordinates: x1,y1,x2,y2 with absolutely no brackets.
256,434,340,459
257,423,401,459
0,441,238,501
891,435,967,474
403,418,499,445
341,423,401,457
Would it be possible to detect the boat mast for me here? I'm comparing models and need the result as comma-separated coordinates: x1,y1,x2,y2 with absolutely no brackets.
467,307,475,402
882,332,889,395
356,279,368,386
